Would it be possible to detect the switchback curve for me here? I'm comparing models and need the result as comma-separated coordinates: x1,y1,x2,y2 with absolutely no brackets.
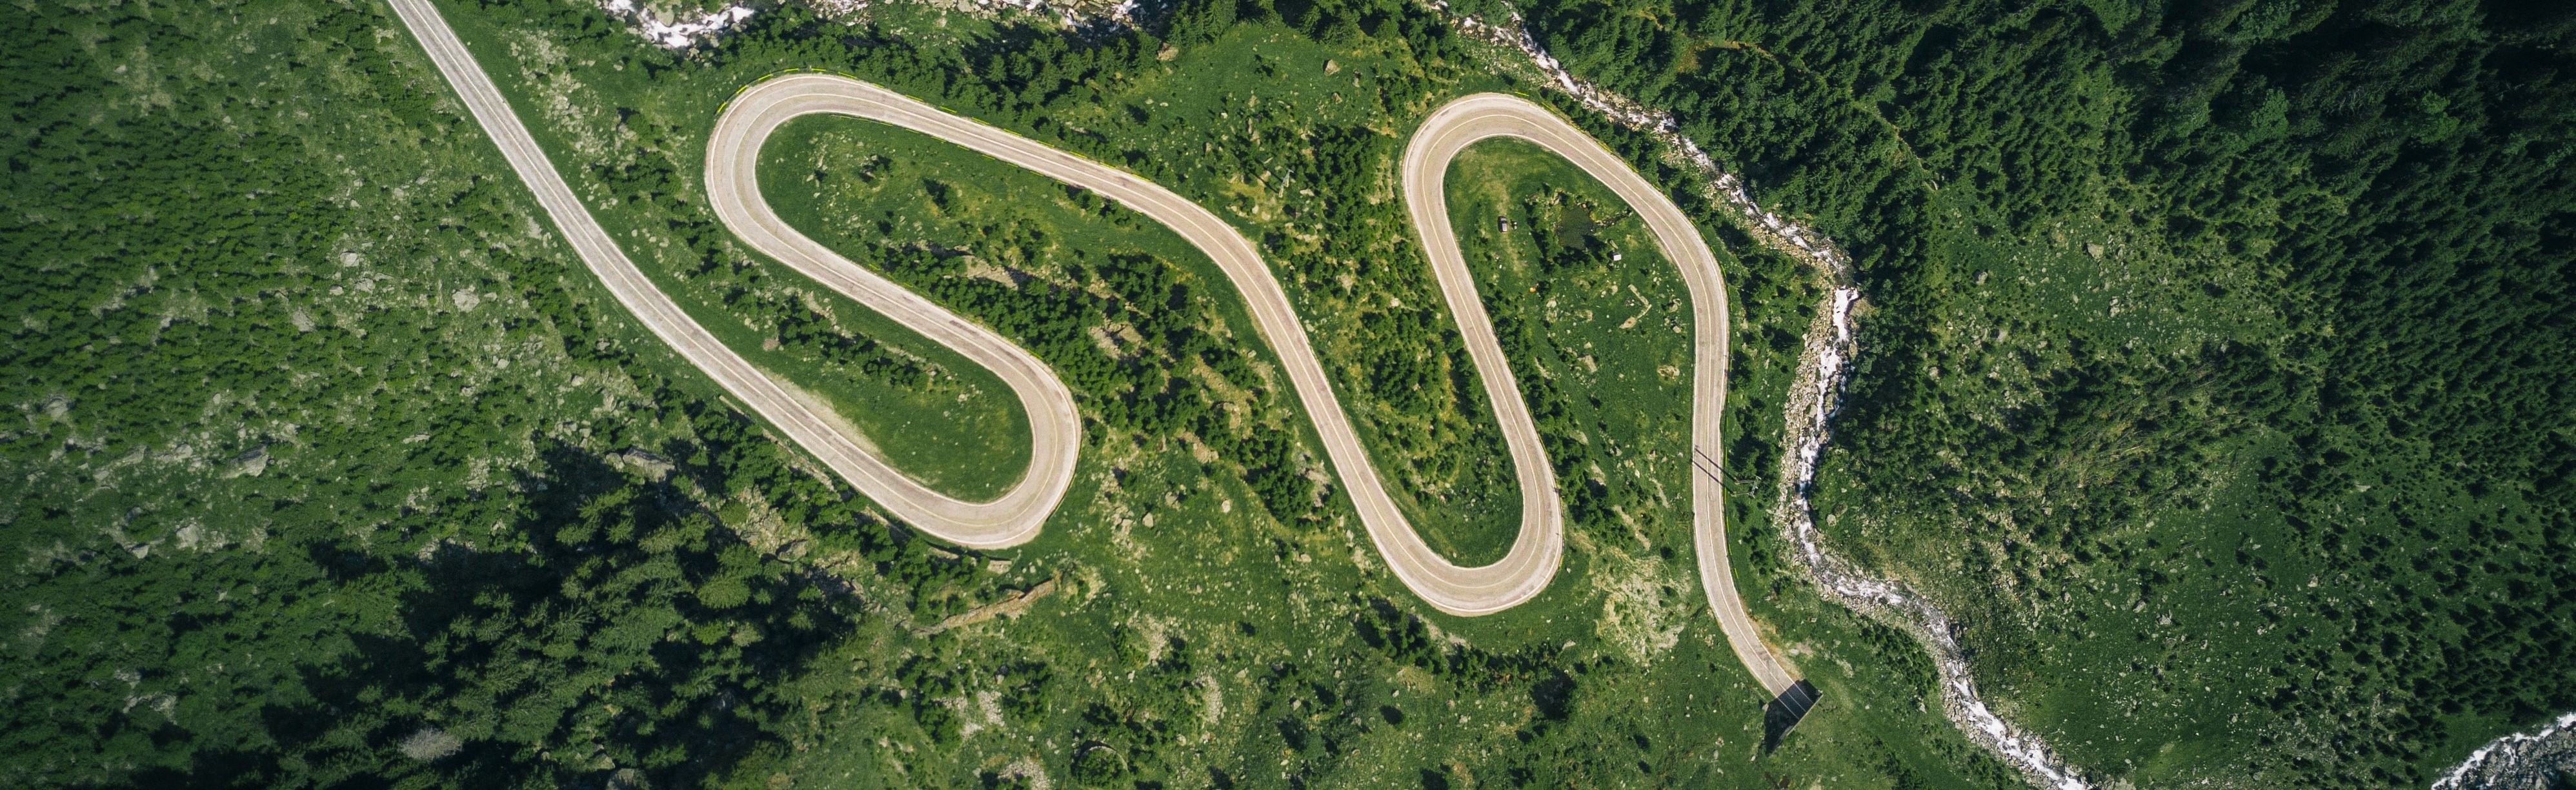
391,0,1802,697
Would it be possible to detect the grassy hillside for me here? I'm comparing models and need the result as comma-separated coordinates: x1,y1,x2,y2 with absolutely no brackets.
2,0,2016,787
0,1,876,784
1506,0,2576,785
23,0,2558,787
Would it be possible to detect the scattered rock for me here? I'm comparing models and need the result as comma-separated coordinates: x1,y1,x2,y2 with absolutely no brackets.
399,727,463,762
608,449,674,481
225,447,268,478
919,574,1063,635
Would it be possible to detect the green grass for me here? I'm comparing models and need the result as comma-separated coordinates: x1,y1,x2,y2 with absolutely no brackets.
1803,216,2299,782
1513,0,2576,783
740,115,1112,500
0,1,843,782
23,0,2564,787
1142,23,1534,571
1803,167,2573,785
632,14,2020,787
438,3,1038,501
1423,136,2028,787
1417,134,1697,636
0,0,2061,785
741,23,2015,784
1440,136,1696,562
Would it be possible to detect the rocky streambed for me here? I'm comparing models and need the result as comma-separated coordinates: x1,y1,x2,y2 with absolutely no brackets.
1417,6,2097,787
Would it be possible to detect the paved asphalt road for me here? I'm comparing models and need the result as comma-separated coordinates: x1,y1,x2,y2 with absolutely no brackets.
388,0,1080,548
1400,96,1799,694
393,0,1799,695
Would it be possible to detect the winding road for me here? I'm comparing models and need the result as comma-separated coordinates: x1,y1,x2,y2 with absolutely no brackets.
391,0,1803,699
